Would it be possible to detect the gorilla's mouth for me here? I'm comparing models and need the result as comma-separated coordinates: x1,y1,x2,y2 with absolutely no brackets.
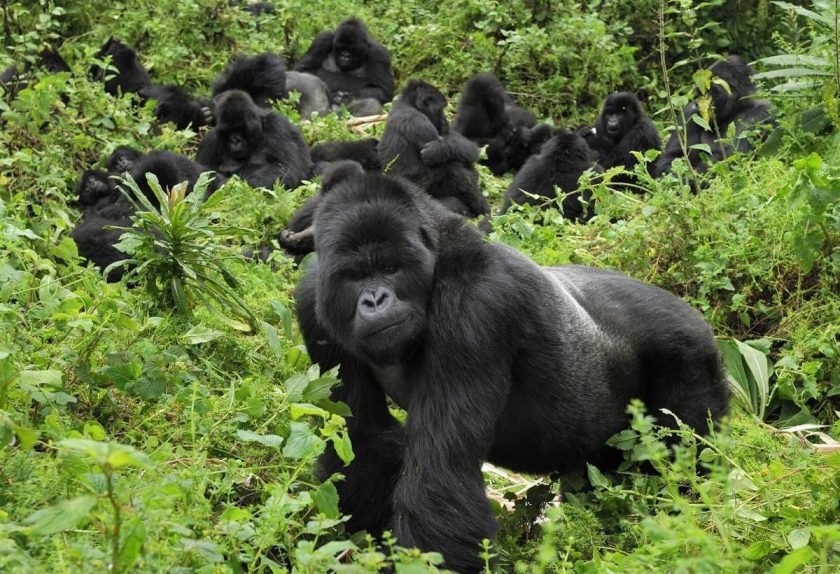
365,319,406,337
606,124,621,135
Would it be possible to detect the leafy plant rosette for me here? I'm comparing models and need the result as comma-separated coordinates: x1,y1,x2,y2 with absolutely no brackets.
106,172,257,332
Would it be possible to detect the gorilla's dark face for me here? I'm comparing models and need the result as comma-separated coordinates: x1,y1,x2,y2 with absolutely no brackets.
314,175,436,363
403,80,448,134
77,171,112,206
333,19,370,71
107,146,142,174
213,90,264,162
597,92,642,142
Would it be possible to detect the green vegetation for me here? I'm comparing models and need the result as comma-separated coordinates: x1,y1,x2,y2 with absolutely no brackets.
0,1,838,572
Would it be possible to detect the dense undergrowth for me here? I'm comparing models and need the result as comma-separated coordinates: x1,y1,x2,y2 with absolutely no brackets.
0,1,838,572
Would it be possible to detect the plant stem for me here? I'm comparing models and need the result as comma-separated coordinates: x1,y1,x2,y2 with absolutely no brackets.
105,467,122,574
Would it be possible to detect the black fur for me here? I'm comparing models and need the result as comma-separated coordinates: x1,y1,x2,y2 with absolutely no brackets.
278,160,365,258
1,48,70,100
76,147,143,207
128,151,225,207
295,18,394,115
71,196,135,282
212,53,287,107
90,38,151,96
197,90,311,188
502,129,601,221
587,92,661,191
312,138,381,172
296,172,730,572
453,72,548,175
378,80,489,218
655,55,774,179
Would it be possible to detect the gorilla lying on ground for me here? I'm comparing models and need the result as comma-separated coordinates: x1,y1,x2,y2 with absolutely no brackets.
585,92,661,192
454,72,552,175
379,80,489,218
502,129,601,221
73,149,224,281
295,18,394,116
655,55,774,180
311,138,381,172
197,89,311,188
296,170,730,573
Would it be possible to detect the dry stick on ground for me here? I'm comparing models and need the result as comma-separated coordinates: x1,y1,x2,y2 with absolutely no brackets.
347,113,387,134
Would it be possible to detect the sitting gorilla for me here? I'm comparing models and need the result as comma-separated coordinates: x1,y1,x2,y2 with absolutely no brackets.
655,55,774,179
502,129,601,221
378,80,489,218
73,150,224,281
90,37,151,96
585,92,661,192
453,72,552,175
197,89,312,189
295,170,730,573
311,138,381,172
295,18,394,116
278,160,365,258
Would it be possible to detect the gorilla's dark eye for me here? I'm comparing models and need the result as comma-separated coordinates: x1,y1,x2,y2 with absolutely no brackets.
382,264,399,275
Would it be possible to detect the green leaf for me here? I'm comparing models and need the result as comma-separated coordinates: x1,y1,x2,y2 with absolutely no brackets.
236,429,284,449
182,325,223,345
330,430,355,465
133,374,168,400
19,370,62,387
106,444,150,469
24,496,97,536
283,421,326,460
788,527,810,550
313,481,340,518
743,540,772,561
605,429,638,451
586,463,611,489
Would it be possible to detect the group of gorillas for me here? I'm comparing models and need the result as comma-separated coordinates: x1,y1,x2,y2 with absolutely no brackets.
8,14,778,572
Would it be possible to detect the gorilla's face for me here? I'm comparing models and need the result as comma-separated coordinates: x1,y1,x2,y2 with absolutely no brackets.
333,24,369,71
213,91,264,162
77,171,111,206
598,93,642,142
314,176,436,364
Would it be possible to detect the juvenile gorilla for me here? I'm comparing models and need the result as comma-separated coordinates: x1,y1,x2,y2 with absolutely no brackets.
655,55,774,179
453,73,552,175
197,90,312,188
296,172,730,573
502,129,601,221
586,92,661,191
295,18,394,115
90,37,151,96
378,80,489,218
76,146,143,207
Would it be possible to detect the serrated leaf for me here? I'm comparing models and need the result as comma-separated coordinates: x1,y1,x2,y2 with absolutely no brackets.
283,421,326,460
586,463,610,489
313,481,339,518
19,370,62,387
24,496,97,536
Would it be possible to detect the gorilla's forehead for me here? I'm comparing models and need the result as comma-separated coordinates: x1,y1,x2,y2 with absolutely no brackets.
321,203,419,255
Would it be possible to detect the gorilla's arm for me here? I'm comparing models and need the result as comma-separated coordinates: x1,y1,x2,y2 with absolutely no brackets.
297,269,403,534
356,43,395,104
421,133,480,167
605,119,661,172
393,283,512,573
732,100,774,153
295,31,335,73
195,130,225,172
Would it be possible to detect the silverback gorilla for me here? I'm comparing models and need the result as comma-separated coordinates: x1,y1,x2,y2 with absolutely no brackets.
295,18,394,116
296,171,730,573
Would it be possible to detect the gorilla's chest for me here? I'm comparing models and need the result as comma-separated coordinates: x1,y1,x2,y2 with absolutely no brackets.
370,363,411,409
